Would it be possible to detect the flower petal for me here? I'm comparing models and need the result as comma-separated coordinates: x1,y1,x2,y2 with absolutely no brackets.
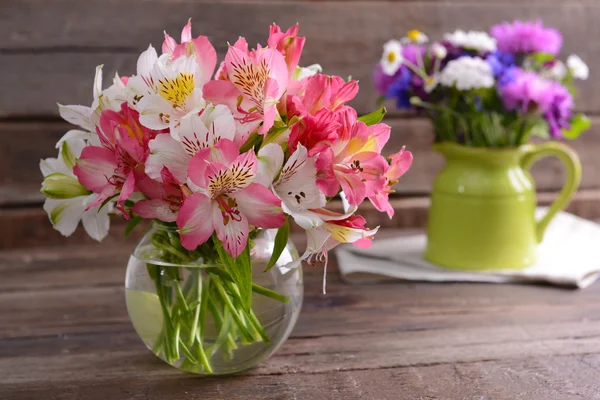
133,199,178,222
137,94,174,130
212,201,249,258
146,134,190,183
43,197,86,237
236,183,285,229
58,104,94,131
73,146,117,193
177,193,214,250
137,45,158,78
255,143,284,186
275,144,325,211
81,196,112,241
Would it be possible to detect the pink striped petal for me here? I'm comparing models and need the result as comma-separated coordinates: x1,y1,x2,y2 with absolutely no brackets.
162,32,177,54
236,183,285,229
181,19,192,43
117,170,136,217
133,199,178,222
177,193,214,250
212,202,249,258
73,146,117,193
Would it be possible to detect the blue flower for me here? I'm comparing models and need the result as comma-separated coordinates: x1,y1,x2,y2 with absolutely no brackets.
487,51,515,78
387,67,413,109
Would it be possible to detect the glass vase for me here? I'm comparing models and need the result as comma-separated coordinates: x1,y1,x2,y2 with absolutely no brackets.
125,222,303,375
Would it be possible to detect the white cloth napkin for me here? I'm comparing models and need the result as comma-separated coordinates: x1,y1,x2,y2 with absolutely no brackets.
336,210,600,289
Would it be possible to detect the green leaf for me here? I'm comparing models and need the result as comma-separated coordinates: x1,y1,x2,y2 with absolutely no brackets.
529,52,555,67
98,193,119,212
265,218,290,272
124,214,143,238
358,107,387,126
562,113,591,140
239,131,262,153
214,235,253,310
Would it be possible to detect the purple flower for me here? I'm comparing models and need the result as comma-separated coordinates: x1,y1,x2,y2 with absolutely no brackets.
491,20,563,56
402,44,426,66
499,68,573,137
373,63,397,96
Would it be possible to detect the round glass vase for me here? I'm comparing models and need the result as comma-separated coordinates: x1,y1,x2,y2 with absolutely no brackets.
125,222,303,375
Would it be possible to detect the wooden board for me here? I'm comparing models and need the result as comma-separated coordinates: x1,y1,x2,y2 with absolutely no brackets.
1,239,600,399
4,116,600,208
3,190,600,250
1,1,600,117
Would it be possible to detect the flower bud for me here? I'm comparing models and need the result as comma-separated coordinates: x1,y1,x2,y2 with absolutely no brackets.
41,173,91,199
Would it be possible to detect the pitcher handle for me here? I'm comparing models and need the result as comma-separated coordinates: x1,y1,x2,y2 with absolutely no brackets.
521,142,582,243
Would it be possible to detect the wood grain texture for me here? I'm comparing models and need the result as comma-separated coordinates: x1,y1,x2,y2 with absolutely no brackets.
3,190,600,250
1,1,599,117
4,116,600,208
0,240,600,399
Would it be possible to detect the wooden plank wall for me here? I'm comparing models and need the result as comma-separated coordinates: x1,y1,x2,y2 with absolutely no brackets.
2,0,599,248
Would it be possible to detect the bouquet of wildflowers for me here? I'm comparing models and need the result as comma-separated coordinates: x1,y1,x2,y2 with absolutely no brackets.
40,21,413,372
374,21,591,147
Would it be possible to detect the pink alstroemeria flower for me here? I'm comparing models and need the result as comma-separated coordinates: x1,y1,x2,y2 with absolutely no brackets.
288,108,340,155
203,42,288,137
267,24,306,78
315,111,391,206
162,19,217,85
369,148,413,218
177,139,285,257
291,74,359,118
74,104,156,216
132,167,187,222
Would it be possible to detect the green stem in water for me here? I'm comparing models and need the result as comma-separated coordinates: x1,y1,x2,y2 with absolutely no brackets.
212,277,255,343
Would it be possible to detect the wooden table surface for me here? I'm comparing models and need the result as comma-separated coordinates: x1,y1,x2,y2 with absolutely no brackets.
1,234,600,400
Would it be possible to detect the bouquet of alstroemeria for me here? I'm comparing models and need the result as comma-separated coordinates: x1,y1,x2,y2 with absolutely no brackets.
40,21,413,372
374,20,591,147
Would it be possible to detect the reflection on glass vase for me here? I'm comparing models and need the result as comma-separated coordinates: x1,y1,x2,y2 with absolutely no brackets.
125,222,303,375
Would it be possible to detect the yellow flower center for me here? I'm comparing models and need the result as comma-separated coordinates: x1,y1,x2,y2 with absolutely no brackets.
407,30,422,42
387,52,396,63
158,73,195,109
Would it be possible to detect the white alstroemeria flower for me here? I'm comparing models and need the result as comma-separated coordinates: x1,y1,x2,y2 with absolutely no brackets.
144,103,237,183
380,40,404,76
293,64,323,81
402,30,429,45
40,137,111,240
439,56,495,90
58,65,125,145
59,65,126,129
431,42,448,59
567,55,589,80
444,30,497,53
125,45,159,109
136,53,206,130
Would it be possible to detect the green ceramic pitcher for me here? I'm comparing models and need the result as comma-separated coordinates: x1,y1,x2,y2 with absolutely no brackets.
424,142,582,271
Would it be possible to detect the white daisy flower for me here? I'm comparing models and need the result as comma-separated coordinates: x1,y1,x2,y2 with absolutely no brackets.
380,40,404,76
543,60,567,81
402,30,429,45
444,30,497,53
567,55,589,80
431,43,448,59
439,56,495,91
